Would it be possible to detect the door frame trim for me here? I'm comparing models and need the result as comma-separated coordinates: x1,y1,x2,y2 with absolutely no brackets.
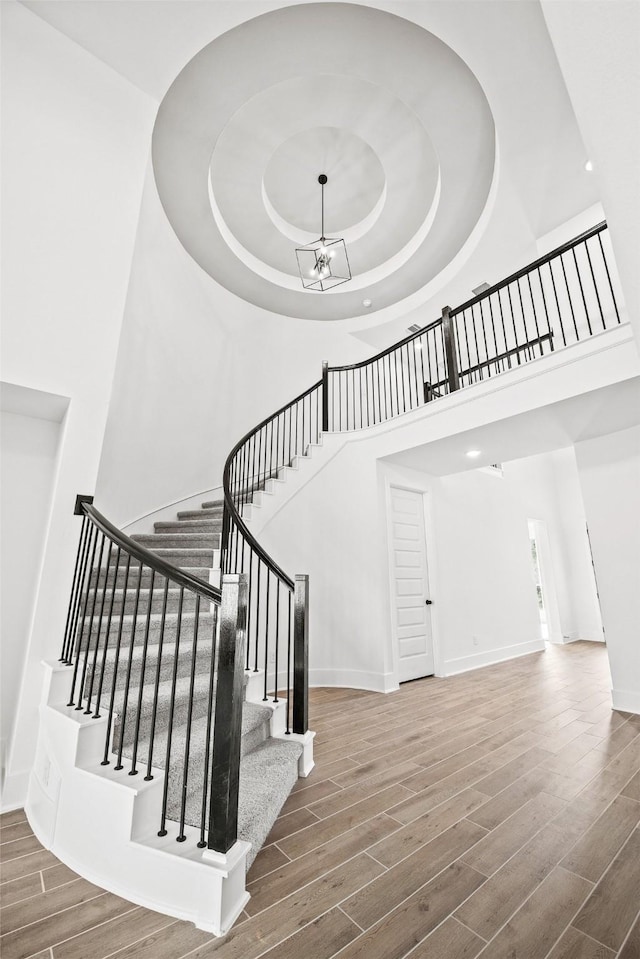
384,477,443,683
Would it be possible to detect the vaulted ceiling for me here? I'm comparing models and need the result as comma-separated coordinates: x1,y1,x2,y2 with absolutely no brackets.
22,1,599,324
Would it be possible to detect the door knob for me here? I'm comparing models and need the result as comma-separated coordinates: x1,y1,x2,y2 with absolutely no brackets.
425,599,433,605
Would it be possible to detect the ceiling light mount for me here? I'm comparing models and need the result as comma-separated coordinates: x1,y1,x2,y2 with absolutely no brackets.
296,173,351,292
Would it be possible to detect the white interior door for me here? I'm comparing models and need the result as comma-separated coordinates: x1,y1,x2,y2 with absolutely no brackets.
389,486,434,682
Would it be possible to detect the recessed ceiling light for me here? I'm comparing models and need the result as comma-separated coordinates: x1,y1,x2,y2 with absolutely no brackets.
466,449,482,458
585,160,593,172
362,298,372,308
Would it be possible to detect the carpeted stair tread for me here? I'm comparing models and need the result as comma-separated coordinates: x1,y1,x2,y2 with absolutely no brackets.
154,520,222,533
150,703,274,808
139,548,216,567
87,638,216,695
110,671,250,749
237,738,303,868
177,508,223,521
84,586,201,616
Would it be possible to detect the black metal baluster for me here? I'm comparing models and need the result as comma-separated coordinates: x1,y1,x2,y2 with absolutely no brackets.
129,569,156,775
246,549,253,670
144,575,170,780
285,589,292,735
548,260,567,346
351,370,356,430
60,514,89,662
263,574,270,700
536,267,554,351
376,358,382,424
585,238,606,330
198,601,219,847
67,523,99,706
470,306,482,380
93,544,120,719
572,245,592,336
176,592,201,841
75,531,105,712
114,558,143,770
496,289,512,366
598,231,620,323
526,272,543,355
254,558,261,672
559,253,580,341
63,515,94,665
101,553,131,765
417,337,426,407
273,579,280,702
506,284,521,363
84,538,113,714
516,278,531,360
485,297,499,372
158,585,184,837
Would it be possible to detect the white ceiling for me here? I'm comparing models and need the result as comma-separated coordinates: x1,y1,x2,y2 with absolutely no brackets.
21,0,600,326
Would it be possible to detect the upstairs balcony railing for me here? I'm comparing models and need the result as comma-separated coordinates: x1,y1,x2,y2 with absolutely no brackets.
322,222,622,431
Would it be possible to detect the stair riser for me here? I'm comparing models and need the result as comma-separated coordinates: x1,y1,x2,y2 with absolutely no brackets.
83,590,201,617
76,614,216,652
85,644,215,698
132,534,220,549
112,687,214,752
154,522,222,534
87,567,211,589
177,509,223,521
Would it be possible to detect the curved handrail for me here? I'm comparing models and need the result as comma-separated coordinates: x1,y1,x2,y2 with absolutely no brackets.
330,318,443,373
83,503,221,603
221,379,322,590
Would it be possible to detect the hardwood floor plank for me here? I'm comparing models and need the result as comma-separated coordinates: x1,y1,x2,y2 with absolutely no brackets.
52,905,176,959
0,891,136,959
619,912,640,959
289,756,359,792
368,788,490,868
279,779,342,815
245,814,399,917
179,854,385,959
245,842,289,884
0,835,44,862
0,849,59,884
42,863,82,892
330,861,485,959
621,770,640,802
546,926,615,958
472,747,551,797
0,822,34,845
0,871,43,907
257,905,360,959
455,824,581,941
100,919,209,959
277,785,413,860
0,810,28,828
342,819,486,930
0,878,106,934
461,791,566,877
408,916,485,959
306,762,423,819
477,866,592,959
560,794,640,882
572,826,640,951
268,807,319,843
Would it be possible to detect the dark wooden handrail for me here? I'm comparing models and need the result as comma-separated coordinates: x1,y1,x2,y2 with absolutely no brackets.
82,503,221,604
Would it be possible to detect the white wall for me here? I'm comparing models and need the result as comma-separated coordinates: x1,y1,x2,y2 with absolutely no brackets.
504,448,604,643
0,412,61,776
541,1,640,346
0,2,155,808
575,426,640,713
94,168,371,528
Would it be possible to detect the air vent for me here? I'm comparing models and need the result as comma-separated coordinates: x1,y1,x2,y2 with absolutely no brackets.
472,282,492,295
407,323,422,333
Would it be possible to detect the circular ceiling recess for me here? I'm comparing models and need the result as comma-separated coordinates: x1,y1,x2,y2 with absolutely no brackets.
152,2,496,321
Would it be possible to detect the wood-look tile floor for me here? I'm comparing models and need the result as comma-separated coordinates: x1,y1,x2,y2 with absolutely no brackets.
2,642,640,959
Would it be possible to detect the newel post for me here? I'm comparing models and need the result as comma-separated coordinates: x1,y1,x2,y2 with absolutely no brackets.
208,573,248,853
293,574,309,735
441,306,460,393
321,361,329,433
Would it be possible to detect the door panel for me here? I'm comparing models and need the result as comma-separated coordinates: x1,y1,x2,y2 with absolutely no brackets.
389,486,434,682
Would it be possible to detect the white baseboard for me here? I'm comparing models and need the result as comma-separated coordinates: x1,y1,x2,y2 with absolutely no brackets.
611,688,640,716
309,668,398,694
442,640,546,678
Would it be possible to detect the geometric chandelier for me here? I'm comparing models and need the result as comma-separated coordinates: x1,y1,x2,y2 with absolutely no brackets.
296,174,351,291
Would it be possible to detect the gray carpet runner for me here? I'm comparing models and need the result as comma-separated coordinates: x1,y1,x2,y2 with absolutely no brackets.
82,498,301,868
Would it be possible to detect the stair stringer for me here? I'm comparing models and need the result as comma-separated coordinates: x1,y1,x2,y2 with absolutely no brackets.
26,660,249,936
